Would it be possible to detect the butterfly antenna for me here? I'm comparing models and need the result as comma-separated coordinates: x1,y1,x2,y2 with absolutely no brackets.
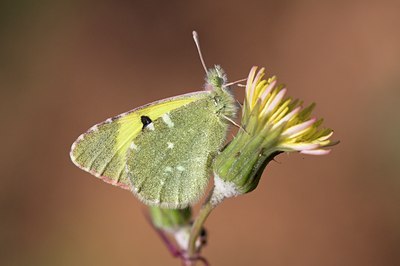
192,31,208,74
224,78,248,88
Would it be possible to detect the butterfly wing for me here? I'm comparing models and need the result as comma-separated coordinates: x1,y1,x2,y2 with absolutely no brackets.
126,95,230,208
70,91,209,189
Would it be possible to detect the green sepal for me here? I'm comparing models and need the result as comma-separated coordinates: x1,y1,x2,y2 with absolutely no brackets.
214,133,279,195
213,102,282,196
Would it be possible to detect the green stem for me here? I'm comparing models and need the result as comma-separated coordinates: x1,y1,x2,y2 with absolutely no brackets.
187,189,217,264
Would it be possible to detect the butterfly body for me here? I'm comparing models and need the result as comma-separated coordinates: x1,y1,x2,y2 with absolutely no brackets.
70,66,237,208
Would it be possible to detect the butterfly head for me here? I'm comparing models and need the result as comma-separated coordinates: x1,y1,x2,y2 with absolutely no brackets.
205,65,227,91
204,65,237,119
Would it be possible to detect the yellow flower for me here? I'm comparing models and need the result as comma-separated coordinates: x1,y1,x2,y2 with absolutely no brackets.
211,66,337,204
243,66,336,155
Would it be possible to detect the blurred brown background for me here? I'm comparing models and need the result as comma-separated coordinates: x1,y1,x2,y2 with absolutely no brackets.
1,1,399,265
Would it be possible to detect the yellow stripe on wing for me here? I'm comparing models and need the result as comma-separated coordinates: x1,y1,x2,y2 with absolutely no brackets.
70,91,208,189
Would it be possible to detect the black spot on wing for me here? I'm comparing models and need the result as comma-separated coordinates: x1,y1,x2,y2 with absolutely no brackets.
141,116,152,129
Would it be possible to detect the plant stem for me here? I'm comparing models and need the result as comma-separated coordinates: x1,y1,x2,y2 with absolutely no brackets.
186,189,216,265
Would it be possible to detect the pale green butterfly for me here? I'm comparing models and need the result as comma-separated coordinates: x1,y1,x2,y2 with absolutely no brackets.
70,32,238,208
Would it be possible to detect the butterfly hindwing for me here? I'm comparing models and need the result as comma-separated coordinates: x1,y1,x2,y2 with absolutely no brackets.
126,95,229,208
70,91,210,189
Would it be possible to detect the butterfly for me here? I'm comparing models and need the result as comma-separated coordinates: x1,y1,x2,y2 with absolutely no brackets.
70,32,238,209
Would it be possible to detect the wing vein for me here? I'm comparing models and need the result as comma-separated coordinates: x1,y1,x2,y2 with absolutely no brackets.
85,117,136,173
98,129,136,176
134,143,170,199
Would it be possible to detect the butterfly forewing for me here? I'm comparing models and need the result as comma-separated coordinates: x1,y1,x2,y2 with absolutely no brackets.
70,92,209,189
126,95,229,208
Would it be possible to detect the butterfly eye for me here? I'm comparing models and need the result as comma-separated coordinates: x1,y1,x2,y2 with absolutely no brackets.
206,65,227,89
207,76,224,89
214,76,224,87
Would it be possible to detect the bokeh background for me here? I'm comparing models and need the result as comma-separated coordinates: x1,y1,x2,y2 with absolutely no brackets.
1,1,399,265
